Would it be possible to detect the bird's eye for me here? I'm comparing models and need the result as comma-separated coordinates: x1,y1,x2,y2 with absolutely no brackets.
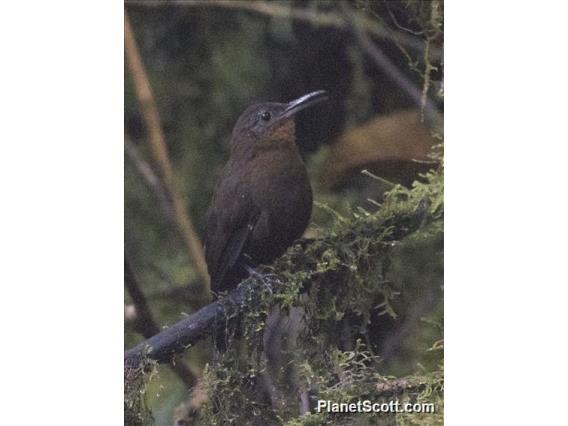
260,111,271,121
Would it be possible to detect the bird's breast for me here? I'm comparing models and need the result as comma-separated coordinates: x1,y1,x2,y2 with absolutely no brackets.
246,149,313,261
250,150,311,212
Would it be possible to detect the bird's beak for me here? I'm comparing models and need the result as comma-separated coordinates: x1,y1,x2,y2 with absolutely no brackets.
280,90,329,120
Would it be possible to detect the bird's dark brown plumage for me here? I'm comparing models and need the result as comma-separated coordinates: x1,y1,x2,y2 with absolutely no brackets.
204,91,328,293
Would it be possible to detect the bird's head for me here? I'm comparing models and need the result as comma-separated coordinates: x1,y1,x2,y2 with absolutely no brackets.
230,90,329,149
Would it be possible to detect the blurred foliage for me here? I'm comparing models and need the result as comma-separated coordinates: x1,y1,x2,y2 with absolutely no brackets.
125,0,443,424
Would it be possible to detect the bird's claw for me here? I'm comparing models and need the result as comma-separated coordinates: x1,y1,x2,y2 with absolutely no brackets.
244,265,274,294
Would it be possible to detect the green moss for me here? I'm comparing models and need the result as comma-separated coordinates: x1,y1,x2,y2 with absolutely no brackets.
197,167,444,425
124,358,158,426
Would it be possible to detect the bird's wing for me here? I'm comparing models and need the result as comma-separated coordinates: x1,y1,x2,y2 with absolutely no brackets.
204,183,260,292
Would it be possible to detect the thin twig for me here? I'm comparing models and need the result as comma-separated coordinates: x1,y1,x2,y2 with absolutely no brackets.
385,1,424,36
125,259,160,337
420,36,433,118
125,137,174,222
125,0,441,60
124,13,210,294
125,259,198,387
355,29,442,127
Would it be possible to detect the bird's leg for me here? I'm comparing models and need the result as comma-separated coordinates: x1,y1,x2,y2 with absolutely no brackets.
244,264,275,294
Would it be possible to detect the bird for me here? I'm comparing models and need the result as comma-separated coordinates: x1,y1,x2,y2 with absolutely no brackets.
204,90,329,293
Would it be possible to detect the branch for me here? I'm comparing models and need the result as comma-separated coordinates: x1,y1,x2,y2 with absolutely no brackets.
125,259,198,387
124,13,210,294
125,284,247,367
125,0,441,60
125,137,174,222
343,6,443,127
124,198,431,368
125,259,163,337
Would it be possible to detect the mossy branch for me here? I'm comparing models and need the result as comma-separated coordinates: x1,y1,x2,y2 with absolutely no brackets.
124,171,440,370
125,168,443,425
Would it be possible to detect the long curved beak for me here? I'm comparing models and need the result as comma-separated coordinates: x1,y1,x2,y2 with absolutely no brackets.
280,90,329,120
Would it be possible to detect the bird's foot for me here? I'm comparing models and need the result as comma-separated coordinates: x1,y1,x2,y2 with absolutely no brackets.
244,265,275,294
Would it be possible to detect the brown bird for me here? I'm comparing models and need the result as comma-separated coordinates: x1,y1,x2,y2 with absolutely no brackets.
205,90,329,293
